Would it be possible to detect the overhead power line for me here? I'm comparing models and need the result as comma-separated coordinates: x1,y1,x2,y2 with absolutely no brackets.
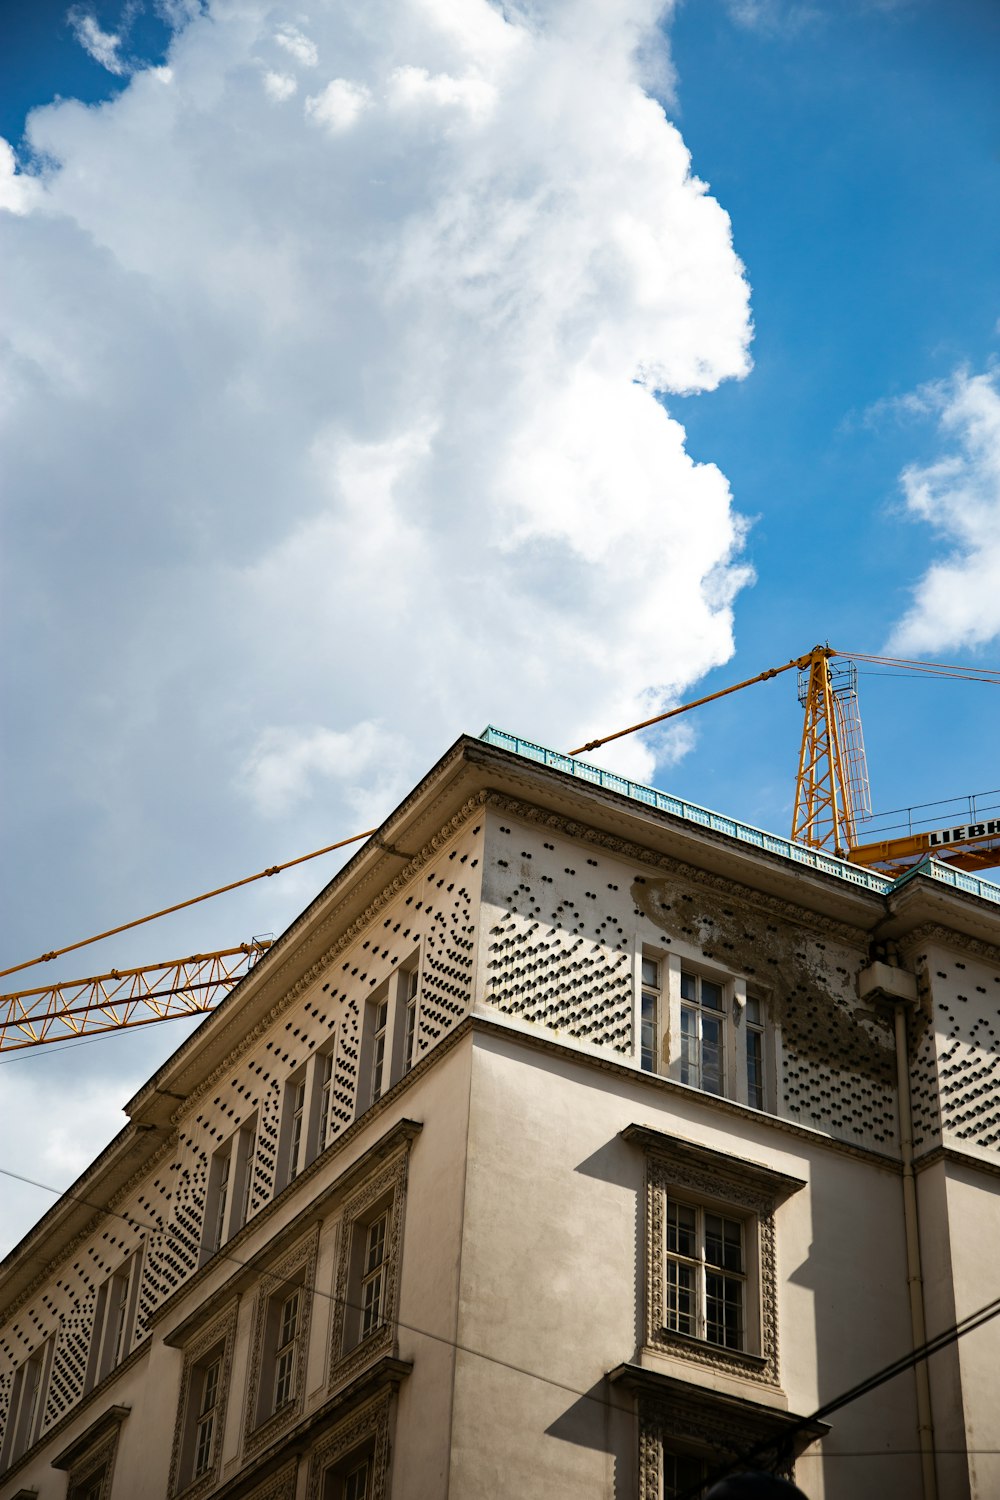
0,1159,997,1482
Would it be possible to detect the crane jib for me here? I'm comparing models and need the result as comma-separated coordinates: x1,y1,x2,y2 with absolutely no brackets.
927,820,1000,848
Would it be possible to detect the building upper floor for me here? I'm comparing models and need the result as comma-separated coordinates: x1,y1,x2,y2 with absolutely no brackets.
2,730,998,1489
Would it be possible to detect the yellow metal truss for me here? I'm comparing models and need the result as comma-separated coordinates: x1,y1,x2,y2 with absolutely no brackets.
0,940,271,1055
791,646,861,857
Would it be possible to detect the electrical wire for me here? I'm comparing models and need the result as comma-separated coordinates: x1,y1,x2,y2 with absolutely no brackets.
2,1157,999,1487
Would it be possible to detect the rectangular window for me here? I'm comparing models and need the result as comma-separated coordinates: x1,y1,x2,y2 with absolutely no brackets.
0,1336,55,1470
86,1251,142,1392
344,1458,370,1500
275,1072,308,1192
746,994,766,1111
204,1117,257,1257
402,969,419,1075
640,956,660,1073
211,1149,232,1253
663,1451,707,1498
273,1290,300,1410
679,971,725,1095
360,1213,388,1342
319,1047,337,1148
193,1354,222,1478
370,998,389,1105
334,1168,404,1368
665,1198,745,1351
240,1119,257,1225
322,1445,377,1500
288,1081,306,1181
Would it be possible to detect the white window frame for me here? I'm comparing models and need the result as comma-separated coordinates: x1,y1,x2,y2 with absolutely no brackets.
85,1251,142,1392
168,1299,238,1498
358,959,421,1116
243,1229,318,1456
1,1335,55,1470
636,949,774,1111
192,1351,222,1479
663,1196,748,1352
627,1125,805,1388
204,1116,257,1257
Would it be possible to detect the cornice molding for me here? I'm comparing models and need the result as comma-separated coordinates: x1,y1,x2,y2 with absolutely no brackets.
481,792,872,946
897,922,1000,966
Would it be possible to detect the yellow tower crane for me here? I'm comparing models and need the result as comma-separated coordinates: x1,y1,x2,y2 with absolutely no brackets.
2,647,996,1054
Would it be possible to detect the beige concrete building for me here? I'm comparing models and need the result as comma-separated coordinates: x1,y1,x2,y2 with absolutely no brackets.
2,729,1000,1500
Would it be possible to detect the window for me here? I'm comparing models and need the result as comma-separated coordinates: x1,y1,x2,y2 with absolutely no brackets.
308,1390,395,1500
620,1379,824,1500
665,1200,745,1351
329,1152,407,1386
680,970,725,1094
288,1078,306,1180
243,1230,318,1457
319,1045,337,1148
85,1252,142,1392
745,994,766,1111
359,961,422,1116
360,1213,389,1342
640,956,660,1074
401,968,419,1075
203,1117,256,1257
1,1336,55,1470
323,1447,375,1500
662,1451,707,1498
625,1125,805,1388
53,1407,129,1500
636,955,772,1110
168,1302,237,1496
193,1355,222,1477
370,998,389,1105
272,1290,300,1410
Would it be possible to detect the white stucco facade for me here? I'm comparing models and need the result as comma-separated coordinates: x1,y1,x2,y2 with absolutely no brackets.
2,732,998,1500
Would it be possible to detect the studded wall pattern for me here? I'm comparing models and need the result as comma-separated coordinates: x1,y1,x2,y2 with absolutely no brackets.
483,821,633,1051
0,1166,157,1443
0,815,485,1450
481,805,900,1154
908,940,1000,1153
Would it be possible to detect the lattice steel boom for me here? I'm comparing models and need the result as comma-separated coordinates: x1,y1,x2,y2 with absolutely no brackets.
0,941,272,1054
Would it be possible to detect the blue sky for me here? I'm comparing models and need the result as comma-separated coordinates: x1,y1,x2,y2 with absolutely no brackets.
0,0,998,1246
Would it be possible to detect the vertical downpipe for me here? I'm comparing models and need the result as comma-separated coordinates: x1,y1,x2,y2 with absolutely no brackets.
894,1000,938,1500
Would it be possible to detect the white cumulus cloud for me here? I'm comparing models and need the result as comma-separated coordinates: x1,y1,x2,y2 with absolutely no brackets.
1,0,755,981
274,24,319,67
305,77,371,130
0,0,758,1255
240,721,406,818
888,368,1000,654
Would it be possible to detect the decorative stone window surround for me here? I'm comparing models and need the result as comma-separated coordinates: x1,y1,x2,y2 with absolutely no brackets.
609,1366,826,1500
328,1151,409,1393
242,1227,320,1460
623,1125,805,1388
152,1118,422,1343
168,1297,239,1498
306,1389,393,1500
52,1404,130,1500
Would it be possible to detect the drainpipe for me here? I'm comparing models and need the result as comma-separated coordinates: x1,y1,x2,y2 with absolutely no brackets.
859,959,937,1500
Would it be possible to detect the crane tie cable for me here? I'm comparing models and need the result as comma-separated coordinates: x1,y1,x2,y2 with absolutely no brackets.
6,645,996,984
0,828,377,982
568,650,820,756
